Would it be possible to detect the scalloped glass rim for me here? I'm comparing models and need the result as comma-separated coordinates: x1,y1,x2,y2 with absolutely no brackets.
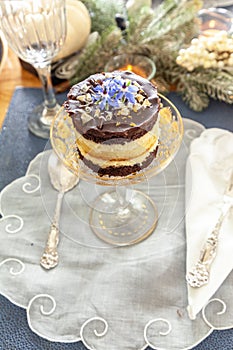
50,93,184,186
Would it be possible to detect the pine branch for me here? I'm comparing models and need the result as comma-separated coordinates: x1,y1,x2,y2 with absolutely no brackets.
147,0,188,32
153,53,233,111
126,7,154,45
176,76,210,111
171,67,233,111
81,0,125,34
187,69,233,105
140,0,202,43
155,53,188,84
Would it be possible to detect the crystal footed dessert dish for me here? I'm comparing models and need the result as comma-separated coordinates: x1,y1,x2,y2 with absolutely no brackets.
51,71,183,246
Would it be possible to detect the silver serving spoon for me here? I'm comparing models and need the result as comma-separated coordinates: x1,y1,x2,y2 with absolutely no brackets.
40,152,79,270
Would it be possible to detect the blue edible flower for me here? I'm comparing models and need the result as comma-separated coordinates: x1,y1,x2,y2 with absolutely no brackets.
92,76,139,110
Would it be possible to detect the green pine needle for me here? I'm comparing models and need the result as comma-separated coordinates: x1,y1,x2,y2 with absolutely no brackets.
81,0,125,34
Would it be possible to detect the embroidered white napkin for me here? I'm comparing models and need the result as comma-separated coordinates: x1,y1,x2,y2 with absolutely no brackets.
185,128,233,320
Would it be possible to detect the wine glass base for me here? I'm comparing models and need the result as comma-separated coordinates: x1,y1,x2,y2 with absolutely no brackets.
28,103,60,139
90,190,158,246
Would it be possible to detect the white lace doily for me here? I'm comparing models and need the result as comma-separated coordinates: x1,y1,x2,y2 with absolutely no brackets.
0,119,232,350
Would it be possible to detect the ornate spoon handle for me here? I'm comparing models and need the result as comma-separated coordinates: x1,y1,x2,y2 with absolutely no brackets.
186,204,231,288
40,191,64,270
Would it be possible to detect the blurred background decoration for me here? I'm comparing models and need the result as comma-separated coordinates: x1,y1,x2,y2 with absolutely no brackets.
54,0,91,61
0,30,7,75
21,0,233,112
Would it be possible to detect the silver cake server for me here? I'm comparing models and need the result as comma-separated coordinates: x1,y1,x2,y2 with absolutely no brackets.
186,170,233,288
40,152,79,270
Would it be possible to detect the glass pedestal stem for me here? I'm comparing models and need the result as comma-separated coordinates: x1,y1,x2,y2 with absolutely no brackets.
115,185,128,206
115,185,131,219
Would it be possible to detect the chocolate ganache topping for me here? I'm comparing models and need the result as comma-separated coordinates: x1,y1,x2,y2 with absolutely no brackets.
64,71,160,143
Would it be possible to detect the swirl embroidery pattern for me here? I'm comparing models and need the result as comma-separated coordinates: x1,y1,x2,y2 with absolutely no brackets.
0,215,24,233
22,174,41,194
0,258,25,275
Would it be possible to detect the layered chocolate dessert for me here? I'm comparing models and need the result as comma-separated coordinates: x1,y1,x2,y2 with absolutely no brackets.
64,71,160,177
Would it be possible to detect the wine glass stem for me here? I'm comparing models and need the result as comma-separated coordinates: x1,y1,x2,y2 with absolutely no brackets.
36,64,59,123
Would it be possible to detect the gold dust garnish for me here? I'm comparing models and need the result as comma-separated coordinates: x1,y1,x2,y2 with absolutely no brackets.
139,89,146,95
143,99,151,107
76,95,86,102
94,108,101,118
116,122,121,126
130,122,136,127
118,106,130,116
86,93,92,102
133,104,141,112
136,94,145,103
159,107,172,122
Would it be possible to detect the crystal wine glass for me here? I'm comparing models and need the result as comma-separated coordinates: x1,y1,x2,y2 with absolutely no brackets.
50,94,183,247
0,0,67,138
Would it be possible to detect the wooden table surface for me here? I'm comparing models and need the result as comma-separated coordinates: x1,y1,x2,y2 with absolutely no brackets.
0,49,41,128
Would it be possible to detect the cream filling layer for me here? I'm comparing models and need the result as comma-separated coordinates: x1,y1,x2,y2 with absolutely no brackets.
75,117,160,168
